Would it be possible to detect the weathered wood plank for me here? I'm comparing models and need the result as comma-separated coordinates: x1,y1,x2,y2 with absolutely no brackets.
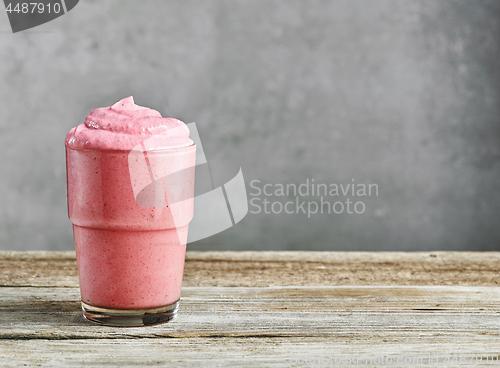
1,339,499,367
0,251,78,288
1,251,500,287
1,286,500,366
1,286,499,341
2,252,500,367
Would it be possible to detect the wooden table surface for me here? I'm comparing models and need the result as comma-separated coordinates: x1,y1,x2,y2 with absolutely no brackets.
1,251,500,367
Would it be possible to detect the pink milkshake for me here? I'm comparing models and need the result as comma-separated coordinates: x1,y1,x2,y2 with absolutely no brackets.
66,97,196,326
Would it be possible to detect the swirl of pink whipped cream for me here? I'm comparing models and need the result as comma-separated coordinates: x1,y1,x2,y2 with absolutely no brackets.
65,97,193,150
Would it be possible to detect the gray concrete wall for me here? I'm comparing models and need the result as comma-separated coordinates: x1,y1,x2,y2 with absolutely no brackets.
0,0,499,251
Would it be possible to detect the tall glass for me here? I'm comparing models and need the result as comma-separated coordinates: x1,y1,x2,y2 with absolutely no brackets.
66,143,196,326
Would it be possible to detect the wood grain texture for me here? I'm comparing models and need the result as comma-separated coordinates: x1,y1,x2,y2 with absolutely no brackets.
3,339,499,368
1,286,500,366
2,251,500,367
2,286,500,340
1,251,500,287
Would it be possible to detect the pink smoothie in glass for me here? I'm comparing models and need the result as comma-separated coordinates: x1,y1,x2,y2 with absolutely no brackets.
66,97,195,311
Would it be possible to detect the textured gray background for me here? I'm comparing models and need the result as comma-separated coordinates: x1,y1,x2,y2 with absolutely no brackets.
0,0,499,251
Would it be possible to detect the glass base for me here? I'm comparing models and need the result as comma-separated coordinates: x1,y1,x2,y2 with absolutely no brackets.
81,300,179,327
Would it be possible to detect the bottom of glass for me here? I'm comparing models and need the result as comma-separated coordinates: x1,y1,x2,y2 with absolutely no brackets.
81,299,179,327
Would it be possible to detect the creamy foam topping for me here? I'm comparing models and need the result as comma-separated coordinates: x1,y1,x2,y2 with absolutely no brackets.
65,97,193,150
